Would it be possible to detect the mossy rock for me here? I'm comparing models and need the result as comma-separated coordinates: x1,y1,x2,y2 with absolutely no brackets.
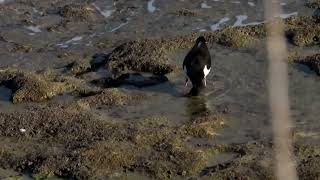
58,3,95,21
148,140,215,179
66,60,91,75
287,27,320,47
175,9,202,17
306,0,320,8
215,26,265,48
284,16,316,29
292,54,320,75
11,43,33,53
298,156,320,180
106,39,176,77
133,116,173,146
0,70,67,103
181,114,225,138
79,140,139,178
78,88,145,108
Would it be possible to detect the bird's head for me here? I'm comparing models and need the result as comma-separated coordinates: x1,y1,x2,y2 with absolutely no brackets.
195,36,207,48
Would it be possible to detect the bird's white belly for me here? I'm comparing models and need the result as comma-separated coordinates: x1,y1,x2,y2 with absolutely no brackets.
203,65,211,78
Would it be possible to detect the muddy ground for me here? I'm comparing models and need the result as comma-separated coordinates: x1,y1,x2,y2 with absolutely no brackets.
1,0,320,179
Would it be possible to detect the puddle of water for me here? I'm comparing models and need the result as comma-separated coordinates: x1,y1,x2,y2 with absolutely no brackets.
0,86,12,102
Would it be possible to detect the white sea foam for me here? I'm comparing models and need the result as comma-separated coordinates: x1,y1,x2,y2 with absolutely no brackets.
233,15,248,27
248,2,255,7
26,26,42,33
278,12,298,18
92,3,115,18
201,2,212,8
148,0,156,13
210,17,230,31
57,36,83,48
110,22,129,32
65,36,83,44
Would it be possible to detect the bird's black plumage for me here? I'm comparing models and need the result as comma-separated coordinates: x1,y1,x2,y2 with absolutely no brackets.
183,36,211,96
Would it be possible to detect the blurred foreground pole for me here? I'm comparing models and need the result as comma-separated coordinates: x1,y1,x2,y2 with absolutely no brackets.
263,1,298,180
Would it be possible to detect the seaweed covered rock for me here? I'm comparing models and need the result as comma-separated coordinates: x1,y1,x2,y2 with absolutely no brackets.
306,0,320,8
182,114,225,138
292,54,320,75
66,60,91,75
0,104,113,147
58,3,95,21
78,88,145,108
0,104,118,178
298,156,320,180
285,16,320,46
287,27,320,47
149,141,211,179
295,144,320,180
92,73,168,88
133,116,173,146
215,25,266,48
78,140,139,178
0,70,67,103
106,39,176,77
202,142,275,179
175,8,202,17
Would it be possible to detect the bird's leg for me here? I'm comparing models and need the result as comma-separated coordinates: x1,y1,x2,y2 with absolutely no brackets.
204,77,207,87
185,78,188,87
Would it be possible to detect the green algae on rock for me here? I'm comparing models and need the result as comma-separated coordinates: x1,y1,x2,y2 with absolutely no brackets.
284,16,320,47
214,25,265,48
0,70,67,103
78,88,145,108
78,140,139,178
58,3,96,21
132,116,173,146
174,8,203,17
292,54,320,75
306,0,320,8
11,43,33,53
0,103,119,179
106,39,176,77
182,114,225,138
287,27,320,47
66,60,91,76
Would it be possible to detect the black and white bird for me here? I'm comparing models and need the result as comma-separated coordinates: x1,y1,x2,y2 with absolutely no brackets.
183,36,211,96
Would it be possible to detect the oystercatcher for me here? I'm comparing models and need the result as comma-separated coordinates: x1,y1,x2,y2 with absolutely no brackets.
183,36,211,96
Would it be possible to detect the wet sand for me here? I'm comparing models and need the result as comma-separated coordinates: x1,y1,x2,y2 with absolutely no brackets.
1,0,320,179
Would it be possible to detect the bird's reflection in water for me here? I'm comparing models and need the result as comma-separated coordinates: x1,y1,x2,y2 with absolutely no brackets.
185,96,210,121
